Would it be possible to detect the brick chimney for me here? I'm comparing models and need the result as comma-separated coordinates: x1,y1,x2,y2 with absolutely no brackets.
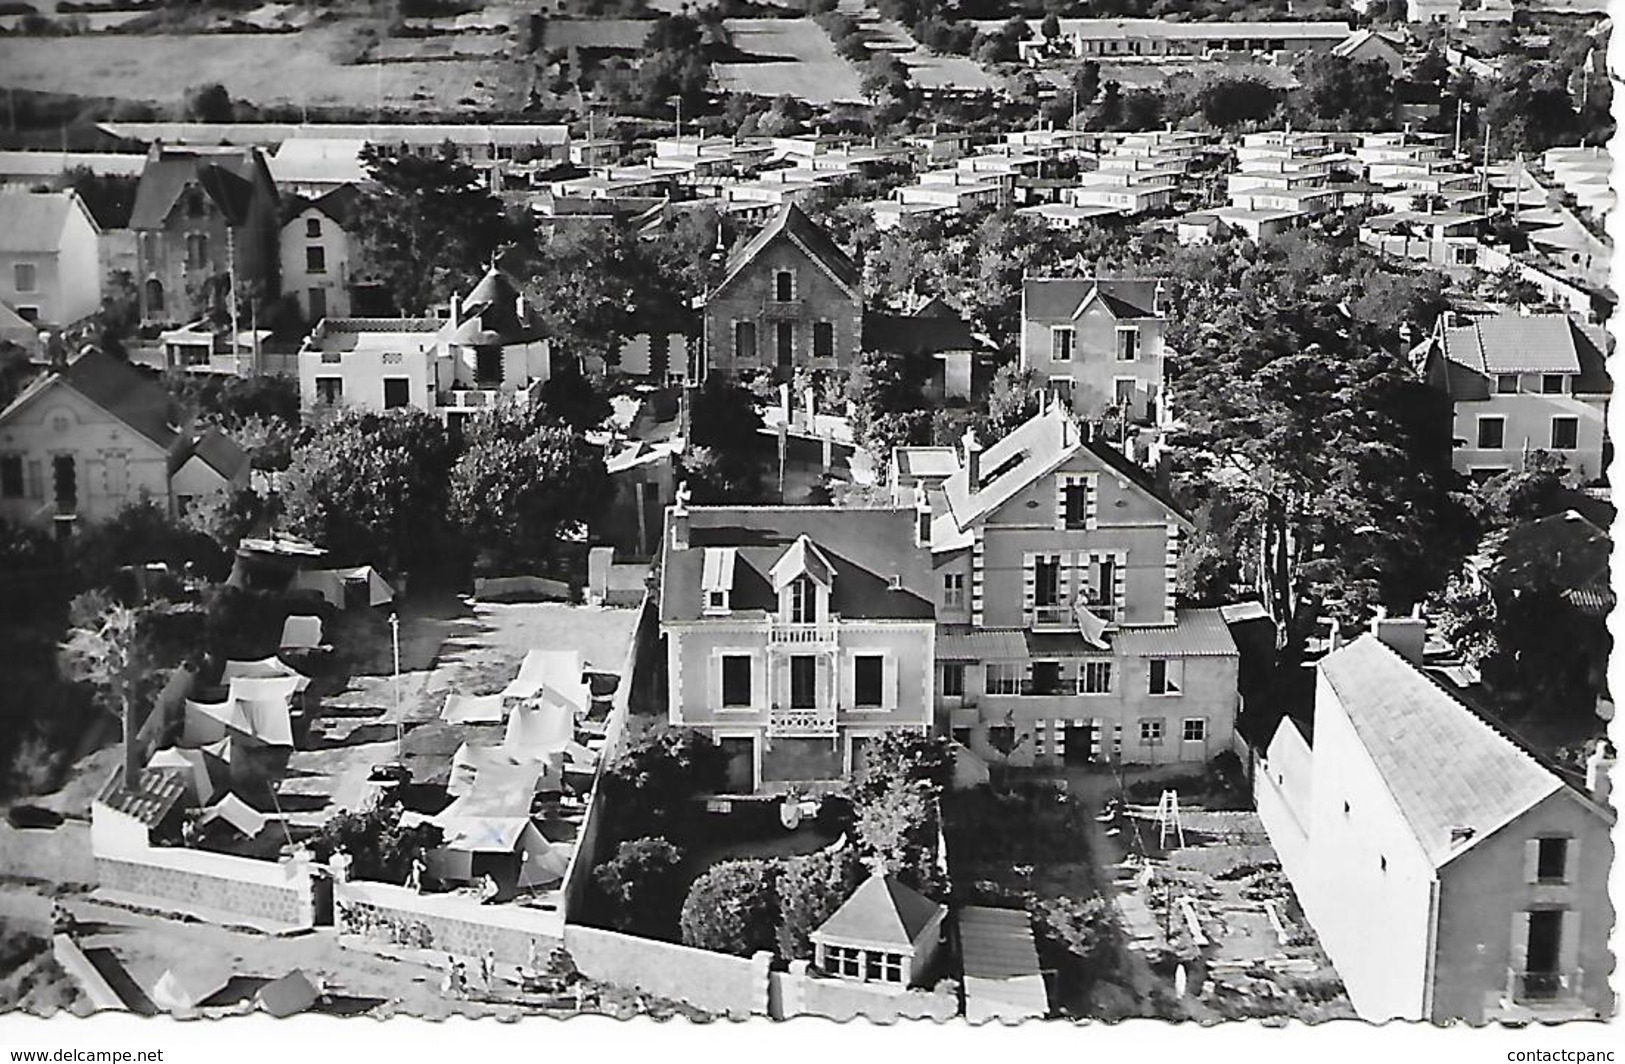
1586,741,1614,807
1370,605,1426,664
670,481,691,551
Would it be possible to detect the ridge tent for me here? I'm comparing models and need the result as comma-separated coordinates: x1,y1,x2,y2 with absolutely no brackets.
222,658,310,692
227,675,304,704
498,650,589,713
290,566,394,609
149,962,232,1014
428,818,569,890
147,747,226,805
200,793,270,838
502,698,574,758
182,699,252,746
279,614,324,651
235,698,294,747
441,693,505,724
438,758,544,816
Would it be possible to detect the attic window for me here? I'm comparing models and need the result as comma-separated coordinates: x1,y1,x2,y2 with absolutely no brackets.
979,451,1026,490
1449,825,1476,846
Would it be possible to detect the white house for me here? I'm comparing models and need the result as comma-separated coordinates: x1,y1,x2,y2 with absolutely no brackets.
0,190,103,331
279,185,372,323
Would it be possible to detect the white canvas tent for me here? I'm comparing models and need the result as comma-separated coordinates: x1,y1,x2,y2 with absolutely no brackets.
502,698,574,758
183,699,252,746
280,614,324,651
227,674,305,703
223,657,310,692
290,566,394,609
442,755,544,808
235,699,294,747
951,742,992,790
200,793,271,838
498,650,589,713
441,693,505,724
147,747,226,805
149,962,232,1014
429,818,569,889
256,970,320,1018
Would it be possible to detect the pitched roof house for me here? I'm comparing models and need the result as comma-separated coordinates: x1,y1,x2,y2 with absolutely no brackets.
1413,311,1611,481
1020,277,1172,425
0,190,103,333
1254,627,1614,1023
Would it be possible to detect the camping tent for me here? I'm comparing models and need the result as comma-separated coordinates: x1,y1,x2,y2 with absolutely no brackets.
147,747,226,805
280,614,324,651
290,566,393,609
443,752,546,806
951,742,992,790
222,657,310,692
182,699,252,746
200,793,270,838
498,650,589,713
235,699,294,747
227,675,305,704
429,818,569,890
149,962,232,1014
502,698,574,758
448,743,560,799
441,693,505,724
256,970,320,1018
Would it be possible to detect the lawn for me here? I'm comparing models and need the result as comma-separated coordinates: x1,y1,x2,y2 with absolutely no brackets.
716,18,867,105
0,24,523,111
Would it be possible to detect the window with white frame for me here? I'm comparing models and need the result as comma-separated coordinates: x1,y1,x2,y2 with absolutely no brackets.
1050,326,1075,362
1182,718,1206,742
943,572,965,608
1140,718,1164,744
721,654,753,708
823,945,862,978
1079,660,1113,694
1148,658,1182,695
853,655,885,708
1115,326,1139,362
705,590,729,613
940,663,964,698
985,662,1022,695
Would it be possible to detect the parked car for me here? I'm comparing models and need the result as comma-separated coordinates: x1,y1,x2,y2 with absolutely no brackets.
367,762,411,786
6,805,63,830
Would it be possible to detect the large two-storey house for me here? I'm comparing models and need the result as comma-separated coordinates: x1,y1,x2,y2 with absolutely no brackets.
698,203,863,380
659,498,937,794
1020,277,1171,426
911,400,1238,769
1411,311,1611,482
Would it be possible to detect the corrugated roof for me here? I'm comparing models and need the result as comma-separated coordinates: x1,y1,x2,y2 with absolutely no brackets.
1318,636,1565,868
0,191,87,253
958,905,1050,1022
1115,609,1239,658
937,627,1027,661
814,872,944,949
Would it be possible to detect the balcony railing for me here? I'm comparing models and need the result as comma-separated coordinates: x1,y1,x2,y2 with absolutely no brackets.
1030,602,1117,628
1507,968,1584,1005
768,621,838,646
769,702,837,738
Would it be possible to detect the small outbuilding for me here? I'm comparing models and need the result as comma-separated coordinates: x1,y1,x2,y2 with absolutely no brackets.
810,870,947,988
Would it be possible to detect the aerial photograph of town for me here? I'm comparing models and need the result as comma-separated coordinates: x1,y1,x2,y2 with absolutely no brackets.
0,0,1615,1056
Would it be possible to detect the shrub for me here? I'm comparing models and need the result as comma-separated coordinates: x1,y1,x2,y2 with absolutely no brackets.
599,727,729,841
593,836,685,936
775,846,862,961
850,730,954,806
310,802,442,885
679,859,781,956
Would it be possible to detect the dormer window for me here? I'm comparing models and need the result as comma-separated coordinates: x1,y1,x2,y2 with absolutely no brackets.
707,590,729,612
702,546,737,616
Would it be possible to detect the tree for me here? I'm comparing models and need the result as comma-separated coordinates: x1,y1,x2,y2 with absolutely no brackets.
850,730,953,807
183,82,234,123
985,363,1039,439
312,803,442,885
281,409,455,574
1040,11,1060,39
450,407,611,569
594,836,685,935
846,348,929,458
776,846,863,961
516,222,656,369
1194,75,1284,129
1030,895,1121,997
682,376,767,503
537,366,613,432
599,727,730,840
680,859,782,956
1468,453,1589,529
65,167,139,230
59,596,152,787
853,782,945,899
353,144,519,315
1290,55,1395,130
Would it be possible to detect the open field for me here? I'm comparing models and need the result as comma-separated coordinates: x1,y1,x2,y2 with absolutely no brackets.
863,15,997,92
0,25,520,111
543,17,654,49
716,18,866,105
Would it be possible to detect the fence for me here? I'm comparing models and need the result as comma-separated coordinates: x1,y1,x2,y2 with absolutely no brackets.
333,879,564,965
93,844,313,931
563,925,772,1018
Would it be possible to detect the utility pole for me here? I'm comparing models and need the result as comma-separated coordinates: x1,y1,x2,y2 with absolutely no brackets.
1454,97,1465,158
390,611,402,760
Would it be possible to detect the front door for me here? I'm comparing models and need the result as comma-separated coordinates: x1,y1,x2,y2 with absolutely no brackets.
1525,910,1563,996
776,321,793,370
51,455,75,512
1064,723,1096,765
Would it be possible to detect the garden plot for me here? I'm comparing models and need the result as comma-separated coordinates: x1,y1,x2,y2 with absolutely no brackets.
715,18,866,105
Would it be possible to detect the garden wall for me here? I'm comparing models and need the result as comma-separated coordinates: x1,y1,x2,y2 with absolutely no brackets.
93,846,313,930
562,924,772,1018
333,880,563,965
771,963,959,1022
474,575,574,602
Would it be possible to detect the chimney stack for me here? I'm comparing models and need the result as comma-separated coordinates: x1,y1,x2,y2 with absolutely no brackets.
670,481,691,551
1370,606,1426,664
1586,741,1614,806
914,489,932,548
962,428,982,488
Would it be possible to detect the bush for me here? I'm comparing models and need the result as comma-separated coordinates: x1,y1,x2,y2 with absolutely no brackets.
593,836,685,936
599,727,729,841
775,846,863,961
850,730,953,807
310,802,441,885
679,859,781,956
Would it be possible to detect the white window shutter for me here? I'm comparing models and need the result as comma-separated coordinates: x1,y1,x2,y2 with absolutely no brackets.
709,650,721,708
1558,910,1581,975
1562,837,1580,885
754,651,769,709
1523,839,1540,883
885,651,899,710
840,651,854,709
1054,477,1066,530
816,653,831,709
1509,911,1531,972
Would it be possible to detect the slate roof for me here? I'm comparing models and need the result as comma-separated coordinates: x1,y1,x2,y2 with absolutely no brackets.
712,203,860,298
281,184,364,229
169,427,249,480
0,191,91,253
130,147,269,230
813,872,944,949
1317,635,1570,868
863,306,985,357
662,507,935,623
0,349,178,450
1023,277,1164,321
97,768,188,828
461,267,548,344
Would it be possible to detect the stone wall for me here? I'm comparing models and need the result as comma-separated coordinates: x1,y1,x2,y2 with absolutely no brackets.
334,880,564,967
772,962,960,1022
562,925,772,1018
94,850,311,929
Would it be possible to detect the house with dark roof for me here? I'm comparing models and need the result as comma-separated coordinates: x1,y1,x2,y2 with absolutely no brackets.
862,296,994,401
699,203,864,379
659,495,937,793
810,869,947,988
131,144,280,324
296,266,552,431
279,184,382,323
1020,276,1172,425
1253,623,1614,1023
169,427,251,517
0,190,102,335
1412,311,1611,482
911,397,1237,770
0,349,189,528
